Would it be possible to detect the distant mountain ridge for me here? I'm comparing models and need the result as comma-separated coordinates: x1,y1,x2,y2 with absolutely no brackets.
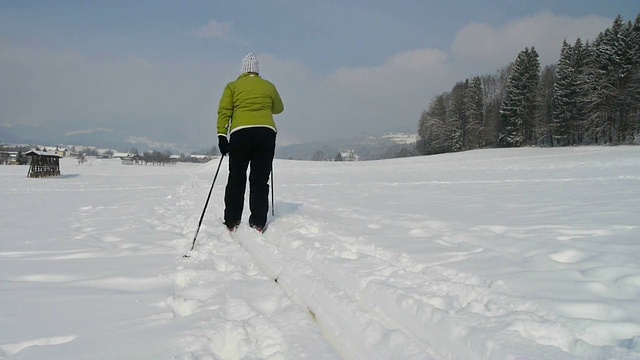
1,123,419,160
0,122,206,153
276,132,419,161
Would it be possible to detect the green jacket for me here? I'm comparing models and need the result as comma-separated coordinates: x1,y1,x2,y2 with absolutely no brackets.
217,73,284,136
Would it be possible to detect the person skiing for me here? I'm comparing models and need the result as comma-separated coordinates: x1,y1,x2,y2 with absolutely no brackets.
217,53,284,232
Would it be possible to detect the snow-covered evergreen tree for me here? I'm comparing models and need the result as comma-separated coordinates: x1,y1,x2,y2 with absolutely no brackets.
499,47,540,147
554,39,588,145
450,81,467,152
416,110,430,155
613,16,637,143
628,14,640,139
538,64,557,146
418,94,451,155
583,16,637,144
465,76,485,148
553,39,575,145
482,65,513,147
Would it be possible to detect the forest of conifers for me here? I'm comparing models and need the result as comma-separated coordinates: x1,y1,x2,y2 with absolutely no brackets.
417,14,640,155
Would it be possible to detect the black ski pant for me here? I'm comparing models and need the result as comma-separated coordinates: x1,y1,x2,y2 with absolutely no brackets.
224,127,276,227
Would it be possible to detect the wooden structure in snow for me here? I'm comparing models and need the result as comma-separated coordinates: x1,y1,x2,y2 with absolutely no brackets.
26,150,62,178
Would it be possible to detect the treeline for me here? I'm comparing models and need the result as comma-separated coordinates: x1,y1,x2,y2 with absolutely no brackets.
0,145,30,165
120,149,178,165
137,151,175,166
417,14,640,155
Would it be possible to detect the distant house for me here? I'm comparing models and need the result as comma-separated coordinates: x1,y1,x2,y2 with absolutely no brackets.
0,151,18,165
190,155,211,163
170,155,181,164
340,149,360,161
112,152,130,158
113,152,135,165
8,152,18,165
26,150,62,178
42,146,69,157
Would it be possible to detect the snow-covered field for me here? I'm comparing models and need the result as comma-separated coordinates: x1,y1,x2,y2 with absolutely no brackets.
1,146,640,360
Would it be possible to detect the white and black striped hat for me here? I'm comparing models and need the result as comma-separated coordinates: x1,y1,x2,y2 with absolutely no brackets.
241,53,259,74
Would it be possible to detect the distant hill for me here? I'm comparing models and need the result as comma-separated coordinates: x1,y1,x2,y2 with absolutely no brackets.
1,123,419,160
276,132,419,161
0,123,208,153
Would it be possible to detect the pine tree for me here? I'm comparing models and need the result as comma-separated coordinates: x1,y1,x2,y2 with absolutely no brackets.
599,15,635,143
465,76,485,148
614,16,636,142
572,38,590,143
482,65,513,147
553,40,574,145
524,47,540,144
417,110,430,155
418,94,451,154
500,47,540,147
583,15,637,144
627,14,640,139
554,39,588,145
450,81,467,151
538,64,556,146
582,35,610,143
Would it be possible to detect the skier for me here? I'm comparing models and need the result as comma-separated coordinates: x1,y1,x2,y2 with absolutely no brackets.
217,53,284,232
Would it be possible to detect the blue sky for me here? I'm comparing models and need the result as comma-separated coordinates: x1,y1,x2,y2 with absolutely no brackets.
1,1,638,148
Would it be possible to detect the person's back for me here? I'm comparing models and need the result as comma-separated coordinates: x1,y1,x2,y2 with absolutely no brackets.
217,53,284,232
217,72,283,136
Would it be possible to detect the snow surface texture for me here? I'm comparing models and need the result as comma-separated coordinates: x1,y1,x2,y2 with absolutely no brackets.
1,147,639,359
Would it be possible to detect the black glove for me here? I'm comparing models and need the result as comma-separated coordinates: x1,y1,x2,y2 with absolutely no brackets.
218,135,229,155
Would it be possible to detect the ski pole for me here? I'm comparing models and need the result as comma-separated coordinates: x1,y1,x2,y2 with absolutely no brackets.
270,167,275,216
184,154,225,257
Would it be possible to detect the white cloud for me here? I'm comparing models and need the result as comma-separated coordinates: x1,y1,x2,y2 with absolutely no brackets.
319,49,452,137
452,11,612,67
193,20,234,40
255,49,454,142
328,49,449,96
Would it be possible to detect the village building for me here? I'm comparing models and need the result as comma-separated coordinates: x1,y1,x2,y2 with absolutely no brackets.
340,149,360,161
0,151,18,165
190,154,212,163
42,146,70,157
112,152,135,165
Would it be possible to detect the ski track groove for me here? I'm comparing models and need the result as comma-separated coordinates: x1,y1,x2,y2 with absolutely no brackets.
163,171,339,359
230,228,432,360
